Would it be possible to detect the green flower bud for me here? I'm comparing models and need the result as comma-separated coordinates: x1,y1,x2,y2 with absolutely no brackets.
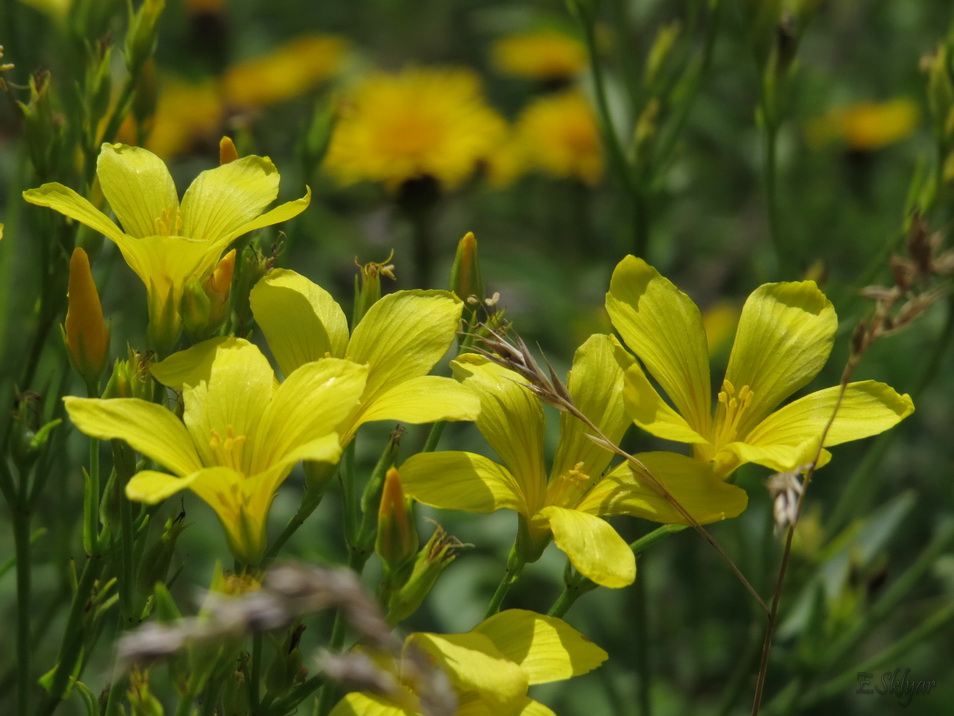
125,0,166,75
180,278,213,338
375,468,418,574
386,524,463,623
449,231,484,313
353,252,396,326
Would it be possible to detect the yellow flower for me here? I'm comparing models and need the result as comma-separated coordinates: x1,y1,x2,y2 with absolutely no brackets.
805,98,920,151
63,247,110,383
491,30,587,81
401,335,746,588
606,256,915,478
330,609,607,716
23,143,310,352
64,338,367,565
246,269,480,444
323,66,507,190
515,90,603,185
222,34,349,108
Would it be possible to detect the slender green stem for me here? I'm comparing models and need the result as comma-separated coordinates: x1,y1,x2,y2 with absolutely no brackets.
633,559,651,716
422,421,446,453
314,610,349,716
761,118,783,278
270,673,326,715
0,527,46,580
484,552,525,619
262,487,324,567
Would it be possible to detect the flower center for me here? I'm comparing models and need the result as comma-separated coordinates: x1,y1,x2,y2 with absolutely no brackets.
713,380,754,448
548,461,592,507
208,425,248,471
154,205,183,236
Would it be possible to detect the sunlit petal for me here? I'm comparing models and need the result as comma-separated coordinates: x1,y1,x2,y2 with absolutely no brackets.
250,269,349,376
347,376,480,437
472,609,608,684
550,334,634,483
64,396,202,476
451,355,547,513
125,469,199,503
605,255,712,434
150,337,236,390
329,692,414,716
401,451,527,515
578,452,748,524
538,506,635,587
725,281,837,432
622,363,710,445
97,143,179,238
22,183,126,243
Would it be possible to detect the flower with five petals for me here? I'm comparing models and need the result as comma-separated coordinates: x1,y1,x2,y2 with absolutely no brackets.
24,143,310,352
605,256,914,478
64,338,367,565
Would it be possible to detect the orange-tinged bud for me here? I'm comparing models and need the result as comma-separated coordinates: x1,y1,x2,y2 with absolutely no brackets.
219,135,239,164
64,247,109,382
206,248,236,328
375,468,418,571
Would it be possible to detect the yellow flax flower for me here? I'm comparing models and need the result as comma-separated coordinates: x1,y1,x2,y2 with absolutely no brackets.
606,256,915,478
23,143,310,352
222,34,348,108
246,269,479,444
323,66,507,190
330,609,607,716
805,98,920,151
491,30,587,81
64,338,367,565
400,334,746,588
133,76,224,158
515,90,603,185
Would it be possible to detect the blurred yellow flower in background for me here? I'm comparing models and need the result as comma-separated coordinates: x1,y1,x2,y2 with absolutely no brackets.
491,29,587,81
805,98,920,151
515,90,603,185
222,34,349,108
134,77,223,158
323,66,507,190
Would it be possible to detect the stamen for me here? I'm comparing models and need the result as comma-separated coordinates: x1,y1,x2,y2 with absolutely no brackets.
713,380,754,447
208,425,248,470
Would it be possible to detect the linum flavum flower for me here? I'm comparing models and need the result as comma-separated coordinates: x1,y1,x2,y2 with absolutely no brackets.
400,335,746,588
248,269,479,445
330,609,607,716
23,143,310,352
64,338,367,565
323,66,507,190
805,98,920,151
606,256,915,478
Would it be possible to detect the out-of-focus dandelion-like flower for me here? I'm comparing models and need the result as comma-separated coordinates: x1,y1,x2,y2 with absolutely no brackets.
515,90,603,185
805,98,920,151
323,67,507,191
222,34,349,108
491,29,587,81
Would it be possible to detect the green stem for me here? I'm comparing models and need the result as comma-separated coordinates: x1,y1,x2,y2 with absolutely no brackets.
262,487,324,567
633,559,651,716
484,549,526,618
422,421,445,453
270,673,326,715
84,436,100,556
250,632,263,712
314,610,349,716
761,118,783,278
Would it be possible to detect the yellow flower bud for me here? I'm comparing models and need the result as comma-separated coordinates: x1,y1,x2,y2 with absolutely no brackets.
207,248,236,326
125,0,166,75
219,135,239,165
63,247,109,383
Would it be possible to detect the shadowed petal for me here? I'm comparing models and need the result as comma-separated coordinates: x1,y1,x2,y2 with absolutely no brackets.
401,451,527,515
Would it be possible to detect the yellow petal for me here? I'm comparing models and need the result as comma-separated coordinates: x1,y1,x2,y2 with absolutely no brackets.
187,466,269,564
452,355,548,514
537,506,635,588
513,700,557,716
181,340,275,471
346,376,480,438
125,469,198,503
110,234,221,303
348,290,462,405
64,396,202,476
22,183,126,243
252,358,367,472
622,363,711,444
179,155,280,241
217,188,311,245
724,281,837,432
605,256,712,434
578,452,748,524
408,632,528,711
400,452,527,515
250,269,349,376
150,336,236,390
728,380,915,472
473,609,607,684
329,692,414,716
550,334,634,483
96,143,179,238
